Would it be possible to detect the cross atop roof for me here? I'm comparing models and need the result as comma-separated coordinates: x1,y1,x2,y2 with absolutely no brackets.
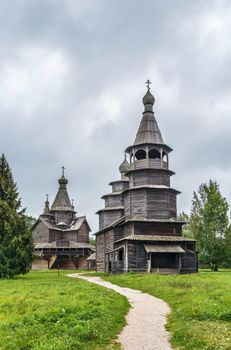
62,166,65,177
145,79,152,90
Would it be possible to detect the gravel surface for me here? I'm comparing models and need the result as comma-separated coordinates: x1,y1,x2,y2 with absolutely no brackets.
67,274,172,350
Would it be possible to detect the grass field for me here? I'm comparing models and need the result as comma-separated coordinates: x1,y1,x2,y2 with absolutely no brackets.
0,271,129,350
104,270,231,350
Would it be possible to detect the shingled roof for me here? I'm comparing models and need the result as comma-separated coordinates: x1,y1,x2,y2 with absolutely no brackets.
50,175,73,211
115,235,196,243
133,89,164,146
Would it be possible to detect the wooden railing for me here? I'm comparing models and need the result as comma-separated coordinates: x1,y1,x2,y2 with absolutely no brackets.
130,159,168,170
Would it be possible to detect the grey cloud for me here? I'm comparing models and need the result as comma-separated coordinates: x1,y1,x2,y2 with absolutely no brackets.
1,0,231,231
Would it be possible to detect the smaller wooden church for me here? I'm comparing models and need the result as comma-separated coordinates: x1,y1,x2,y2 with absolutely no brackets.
95,82,198,274
32,169,95,269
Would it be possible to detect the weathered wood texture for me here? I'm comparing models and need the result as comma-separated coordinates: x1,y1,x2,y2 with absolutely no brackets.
49,229,62,242
99,210,124,230
124,189,177,220
63,231,78,242
130,159,168,170
129,169,170,187
53,211,73,225
127,242,147,272
77,222,89,243
33,221,49,243
96,230,114,272
134,222,182,236
114,226,124,241
181,242,198,273
77,256,89,269
105,194,123,208
111,181,129,193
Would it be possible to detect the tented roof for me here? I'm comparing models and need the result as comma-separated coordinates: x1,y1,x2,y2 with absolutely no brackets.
133,112,164,146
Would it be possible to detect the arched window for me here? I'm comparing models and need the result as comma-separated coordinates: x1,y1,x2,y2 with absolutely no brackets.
162,151,168,163
135,149,146,160
148,149,161,159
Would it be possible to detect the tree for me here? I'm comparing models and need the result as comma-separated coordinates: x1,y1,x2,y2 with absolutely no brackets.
24,215,36,229
0,154,34,278
224,224,231,267
89,237,96,246
177,211,193,238
190,180,229,271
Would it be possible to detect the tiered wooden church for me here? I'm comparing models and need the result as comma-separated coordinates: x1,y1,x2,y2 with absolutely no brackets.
96,83,197,274
32,169,95,269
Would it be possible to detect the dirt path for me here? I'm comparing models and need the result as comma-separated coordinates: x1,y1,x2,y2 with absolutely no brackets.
67,274,172,350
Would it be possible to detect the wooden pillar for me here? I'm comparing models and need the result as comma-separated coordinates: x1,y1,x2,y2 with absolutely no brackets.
160,147,163,168
146,145,149,168
179,254,182,271
124,241,128,273
147,253,151,273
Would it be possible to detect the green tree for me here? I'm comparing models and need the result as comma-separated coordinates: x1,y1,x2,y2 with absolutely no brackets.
89,237,96,246
224,224,231,267
190,180,229,271
177,211,193,238
25,215,36,229
0,154,34,278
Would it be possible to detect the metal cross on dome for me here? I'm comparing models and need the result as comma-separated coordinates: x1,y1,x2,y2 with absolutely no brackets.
145,79,152,90
62,166,65,176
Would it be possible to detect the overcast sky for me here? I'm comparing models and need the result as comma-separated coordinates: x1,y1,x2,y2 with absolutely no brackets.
1,0,231,232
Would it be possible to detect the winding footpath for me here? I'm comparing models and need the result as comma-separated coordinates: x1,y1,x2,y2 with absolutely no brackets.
67,274,172,350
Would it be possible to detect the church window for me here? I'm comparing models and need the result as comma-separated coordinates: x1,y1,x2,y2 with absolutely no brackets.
135,149,146,160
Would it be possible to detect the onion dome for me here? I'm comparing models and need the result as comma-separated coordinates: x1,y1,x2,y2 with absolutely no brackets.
119,155,129,174
58,175,68,189
142,89,155,106
43,194,50,215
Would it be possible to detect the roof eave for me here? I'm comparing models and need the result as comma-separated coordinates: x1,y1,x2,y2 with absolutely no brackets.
125,143,173,153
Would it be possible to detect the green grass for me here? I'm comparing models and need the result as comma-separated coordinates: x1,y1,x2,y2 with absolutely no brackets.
105,270,231,350
0,270,129,350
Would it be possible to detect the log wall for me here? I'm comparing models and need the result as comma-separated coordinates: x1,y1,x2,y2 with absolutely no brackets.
105,194,123,208
129,170,170,187
99,210,124,230
96,230,114,272
134,222,182,236
77,222,89,243
124,189,177,220
127,242,147,272
33,221,49,243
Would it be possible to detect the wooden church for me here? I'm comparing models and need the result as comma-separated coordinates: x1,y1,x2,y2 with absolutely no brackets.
95,82,198,274
32,169,95,269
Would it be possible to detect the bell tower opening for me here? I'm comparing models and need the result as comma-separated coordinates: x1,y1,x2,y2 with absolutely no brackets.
148,149,161,159
135,149,146,160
